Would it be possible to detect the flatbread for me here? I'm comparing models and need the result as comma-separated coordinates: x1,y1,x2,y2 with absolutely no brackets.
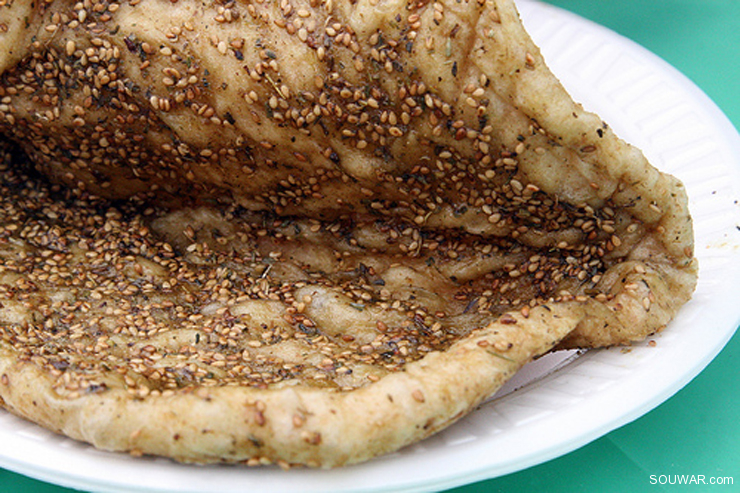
0,0,696,467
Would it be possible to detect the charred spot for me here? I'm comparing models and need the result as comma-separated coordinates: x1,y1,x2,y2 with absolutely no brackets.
87,383,108,393
298,323,318,337
124,36,137,53
51,360,70,371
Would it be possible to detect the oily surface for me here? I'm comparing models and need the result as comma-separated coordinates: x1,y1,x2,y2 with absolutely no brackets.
0,0,696,467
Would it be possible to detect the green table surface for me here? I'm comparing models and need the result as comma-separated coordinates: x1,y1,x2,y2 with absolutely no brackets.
1,1,739,492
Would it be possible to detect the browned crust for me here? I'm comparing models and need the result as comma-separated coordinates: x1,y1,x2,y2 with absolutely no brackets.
0,0,696,468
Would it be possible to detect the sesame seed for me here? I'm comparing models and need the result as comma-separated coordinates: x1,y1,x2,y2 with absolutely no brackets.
0,0,646,406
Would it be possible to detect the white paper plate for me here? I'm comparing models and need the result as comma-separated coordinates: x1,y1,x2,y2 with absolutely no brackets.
2,1,740,492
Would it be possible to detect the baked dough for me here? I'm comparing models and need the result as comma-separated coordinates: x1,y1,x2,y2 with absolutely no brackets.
0,0,696,467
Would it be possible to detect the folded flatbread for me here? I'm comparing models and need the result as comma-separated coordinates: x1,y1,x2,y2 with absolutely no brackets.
0,0,696,467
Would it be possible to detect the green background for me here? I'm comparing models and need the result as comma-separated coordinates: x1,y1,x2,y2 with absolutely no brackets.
1,1,738,491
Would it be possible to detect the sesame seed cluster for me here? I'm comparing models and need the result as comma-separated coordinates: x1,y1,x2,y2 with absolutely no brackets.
0,140,620,399
0,0,645,399
0,0,617,232
0,0,698,468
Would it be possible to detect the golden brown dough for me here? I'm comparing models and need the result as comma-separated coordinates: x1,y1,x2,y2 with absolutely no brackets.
0,0,696,467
